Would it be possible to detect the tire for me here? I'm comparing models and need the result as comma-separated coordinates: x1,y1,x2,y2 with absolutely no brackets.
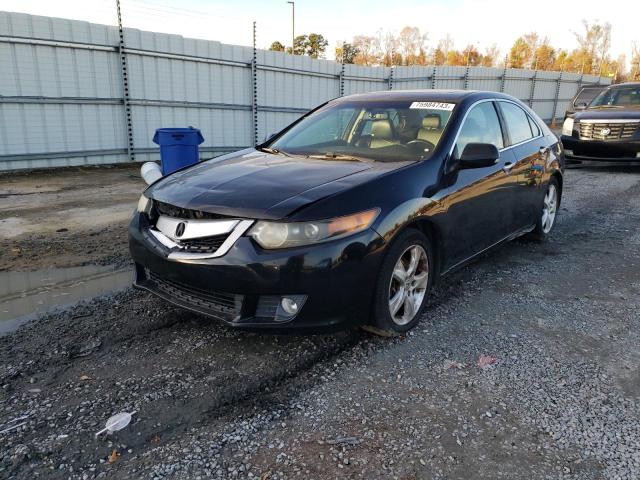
366,228,434,336
531,177,560,241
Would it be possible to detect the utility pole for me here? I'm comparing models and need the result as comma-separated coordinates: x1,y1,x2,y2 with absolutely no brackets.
287,1,295,54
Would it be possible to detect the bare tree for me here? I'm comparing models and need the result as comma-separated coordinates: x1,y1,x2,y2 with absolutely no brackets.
482,44,500,67
573,20,612,74
377,29,400,66
352,35,380,66
397,26,428,65
631,42,640,81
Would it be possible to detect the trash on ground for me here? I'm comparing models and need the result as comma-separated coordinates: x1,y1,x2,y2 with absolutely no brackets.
477,355,497,368
108,449,119,463
444,359,467,370
95,411,136,437
0,422,27,434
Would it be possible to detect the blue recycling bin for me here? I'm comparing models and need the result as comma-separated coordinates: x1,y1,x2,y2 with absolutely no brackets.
153,127,204,175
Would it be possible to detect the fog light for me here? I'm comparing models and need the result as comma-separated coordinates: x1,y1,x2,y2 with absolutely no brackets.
275,295,307,322
565,149,573,156
281,297,299,315
636,152,640,158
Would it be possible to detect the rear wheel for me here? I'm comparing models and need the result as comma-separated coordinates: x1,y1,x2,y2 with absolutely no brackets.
532,178,560,241
367,229,433,336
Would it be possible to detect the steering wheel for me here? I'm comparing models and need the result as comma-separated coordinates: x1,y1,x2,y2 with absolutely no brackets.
406,139,436,153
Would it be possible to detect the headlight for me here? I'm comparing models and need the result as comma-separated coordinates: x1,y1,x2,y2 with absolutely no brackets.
249,208,379,249
562,117,574,136
137,193,152,214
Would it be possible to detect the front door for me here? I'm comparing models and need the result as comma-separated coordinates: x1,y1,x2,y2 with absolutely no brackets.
439,101,517,269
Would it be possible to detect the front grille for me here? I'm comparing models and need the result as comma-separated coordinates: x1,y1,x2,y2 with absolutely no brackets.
579,122,639,141
155,201,230,220
148,270,242,321
175,235,228,254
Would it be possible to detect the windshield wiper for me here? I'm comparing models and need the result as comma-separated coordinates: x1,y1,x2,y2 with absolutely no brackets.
307,152,371,162
256,146,292,157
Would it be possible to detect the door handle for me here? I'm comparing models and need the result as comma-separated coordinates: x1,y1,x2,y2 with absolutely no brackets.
502,162,515,174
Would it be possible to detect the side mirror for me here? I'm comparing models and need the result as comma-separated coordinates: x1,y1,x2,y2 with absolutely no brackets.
458,143,500,169
575,102,588,110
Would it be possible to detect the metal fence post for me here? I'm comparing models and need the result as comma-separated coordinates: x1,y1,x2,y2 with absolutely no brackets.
116,0,134,161
463,65,470,89
528,70,537,107
251,21,258,146
388,65,394,90
431,65,437,89
500,55,508,92
339,41,345,97
551,71,562,127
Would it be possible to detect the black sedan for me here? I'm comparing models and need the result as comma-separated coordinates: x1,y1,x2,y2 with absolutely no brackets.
129,90,563,335
561,82,640,163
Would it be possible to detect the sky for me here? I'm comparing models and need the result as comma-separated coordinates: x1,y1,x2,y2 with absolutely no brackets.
1,0,638,66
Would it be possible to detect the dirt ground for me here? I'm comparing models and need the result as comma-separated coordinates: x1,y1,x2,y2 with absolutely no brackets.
0,165,143,272
0,164,639,480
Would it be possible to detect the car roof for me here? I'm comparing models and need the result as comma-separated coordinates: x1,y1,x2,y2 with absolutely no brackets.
604,82,640,90
336,89,513,103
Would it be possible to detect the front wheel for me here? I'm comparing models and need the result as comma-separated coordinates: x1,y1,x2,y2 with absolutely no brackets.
531,178,560,241
367,229,433,335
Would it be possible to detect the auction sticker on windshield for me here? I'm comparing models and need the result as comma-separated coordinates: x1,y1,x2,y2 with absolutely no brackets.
410,102,455,111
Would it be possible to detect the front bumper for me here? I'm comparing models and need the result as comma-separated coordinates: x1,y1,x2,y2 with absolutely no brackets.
560,135,640,162
129,213,385,331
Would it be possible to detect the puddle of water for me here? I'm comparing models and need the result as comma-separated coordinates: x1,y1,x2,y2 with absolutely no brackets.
0,265,132,336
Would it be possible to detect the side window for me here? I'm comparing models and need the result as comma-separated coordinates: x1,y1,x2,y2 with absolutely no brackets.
500,102,534,145
455,102,504,155
527,114,541,137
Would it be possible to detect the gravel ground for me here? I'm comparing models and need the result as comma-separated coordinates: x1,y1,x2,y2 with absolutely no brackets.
0,166,639,479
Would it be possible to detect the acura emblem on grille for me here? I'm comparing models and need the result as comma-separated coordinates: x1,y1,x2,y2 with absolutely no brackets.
175,222,186,237
600,127,611,136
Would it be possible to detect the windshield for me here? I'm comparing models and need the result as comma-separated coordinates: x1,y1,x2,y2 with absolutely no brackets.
590,86,640,107
267,100,455,162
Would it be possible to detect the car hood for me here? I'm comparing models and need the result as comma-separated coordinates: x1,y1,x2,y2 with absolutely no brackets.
147,149,414,219
575,106,640,121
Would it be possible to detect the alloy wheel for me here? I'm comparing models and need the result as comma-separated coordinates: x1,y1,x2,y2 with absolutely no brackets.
541,184,558,234
388,245,429,326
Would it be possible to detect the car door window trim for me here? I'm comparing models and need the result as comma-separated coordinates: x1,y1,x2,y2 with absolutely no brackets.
450,99,544,158
449,99,506,159
496,100,544,149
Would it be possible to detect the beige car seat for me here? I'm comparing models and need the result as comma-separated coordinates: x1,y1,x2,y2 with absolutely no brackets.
417,115,443,145
369,119,397,148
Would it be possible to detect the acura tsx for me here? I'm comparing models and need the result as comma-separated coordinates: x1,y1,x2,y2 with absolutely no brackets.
129,90,564,334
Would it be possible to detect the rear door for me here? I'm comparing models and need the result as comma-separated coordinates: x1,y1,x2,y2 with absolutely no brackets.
496,101,546,229
439,100,517,268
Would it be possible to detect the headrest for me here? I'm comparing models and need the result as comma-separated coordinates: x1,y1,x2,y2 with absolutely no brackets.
371,119,393,140
422,115,441,129
618,93,632,103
